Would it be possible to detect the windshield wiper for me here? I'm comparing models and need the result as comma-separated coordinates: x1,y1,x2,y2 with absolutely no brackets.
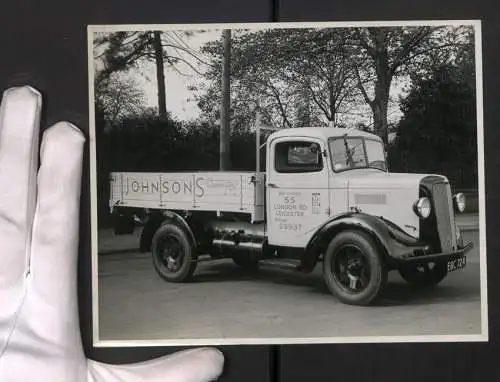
343,133,354,166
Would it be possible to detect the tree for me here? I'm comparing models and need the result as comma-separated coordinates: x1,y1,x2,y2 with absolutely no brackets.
95,72,146,127
350,25,473,148
389,62,477,189
152,31,167,116
94,30,209,118
278,28,360,126
220,29,231,170
196,28,360,130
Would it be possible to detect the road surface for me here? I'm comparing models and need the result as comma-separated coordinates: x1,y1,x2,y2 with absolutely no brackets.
96,227,483,342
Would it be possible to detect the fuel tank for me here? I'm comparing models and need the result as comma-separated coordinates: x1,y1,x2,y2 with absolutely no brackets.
202,220,268,257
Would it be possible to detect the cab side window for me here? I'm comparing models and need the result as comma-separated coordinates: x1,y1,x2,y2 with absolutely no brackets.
275,141,323,173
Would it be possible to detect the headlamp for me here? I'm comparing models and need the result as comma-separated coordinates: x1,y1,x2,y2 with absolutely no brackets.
413,197,431,219
453,193,466,213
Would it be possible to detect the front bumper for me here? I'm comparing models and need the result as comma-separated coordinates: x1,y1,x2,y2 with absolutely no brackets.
396,241,473,265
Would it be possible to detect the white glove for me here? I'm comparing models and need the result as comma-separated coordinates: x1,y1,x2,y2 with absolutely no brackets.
0,86,224,382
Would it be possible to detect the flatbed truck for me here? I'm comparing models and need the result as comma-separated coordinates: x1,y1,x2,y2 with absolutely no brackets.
109,127,472,306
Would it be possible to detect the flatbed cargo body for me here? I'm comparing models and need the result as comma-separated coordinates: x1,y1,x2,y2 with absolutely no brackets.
109,171,266,222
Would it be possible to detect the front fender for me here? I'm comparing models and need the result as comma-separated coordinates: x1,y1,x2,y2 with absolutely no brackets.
300,211,427,272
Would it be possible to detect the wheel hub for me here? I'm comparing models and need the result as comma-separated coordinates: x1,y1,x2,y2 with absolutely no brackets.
346,258,363,289
347,257,362,274
333,246,370,293
166,254,178,270
160,239,182,272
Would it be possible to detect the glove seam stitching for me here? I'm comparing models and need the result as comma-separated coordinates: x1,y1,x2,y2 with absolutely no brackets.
0,280,30,360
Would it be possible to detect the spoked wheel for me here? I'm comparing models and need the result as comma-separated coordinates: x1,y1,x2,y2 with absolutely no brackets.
398,262,448,288
323,231,387,306
151,223,197,282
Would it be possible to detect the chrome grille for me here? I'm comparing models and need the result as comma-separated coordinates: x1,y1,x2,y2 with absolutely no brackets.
431,182,457,252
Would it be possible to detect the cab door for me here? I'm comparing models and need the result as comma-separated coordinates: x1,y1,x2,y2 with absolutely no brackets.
266,136,330,248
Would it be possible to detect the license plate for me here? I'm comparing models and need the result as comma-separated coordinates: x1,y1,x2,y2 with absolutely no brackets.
447,255,467,272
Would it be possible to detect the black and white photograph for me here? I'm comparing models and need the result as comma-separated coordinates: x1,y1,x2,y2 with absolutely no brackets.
88,20,487,346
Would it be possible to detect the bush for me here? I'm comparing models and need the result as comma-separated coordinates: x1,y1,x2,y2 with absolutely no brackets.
95,114,258,227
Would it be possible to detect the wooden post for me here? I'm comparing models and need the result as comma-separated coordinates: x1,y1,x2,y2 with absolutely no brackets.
256,120,261,173
152,31,167,118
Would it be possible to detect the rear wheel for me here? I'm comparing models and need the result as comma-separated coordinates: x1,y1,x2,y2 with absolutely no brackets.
322,230,387,306
151,223,197,282
398,262,448,287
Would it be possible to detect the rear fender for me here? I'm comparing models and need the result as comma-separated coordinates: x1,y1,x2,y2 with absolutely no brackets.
300,211,426,272
140,210,197,253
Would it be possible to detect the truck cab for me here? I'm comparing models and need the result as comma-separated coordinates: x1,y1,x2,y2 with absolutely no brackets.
265,127,451,247
109,127,472,306
266,127,389,248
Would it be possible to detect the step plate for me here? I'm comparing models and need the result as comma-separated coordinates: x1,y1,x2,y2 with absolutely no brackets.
259,259,301,271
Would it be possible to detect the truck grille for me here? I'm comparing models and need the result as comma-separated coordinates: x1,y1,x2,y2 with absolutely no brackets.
430,182,457,253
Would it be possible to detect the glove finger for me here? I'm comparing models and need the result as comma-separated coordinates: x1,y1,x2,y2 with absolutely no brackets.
28,121,85,327
87,348,224,382
0,86,41,289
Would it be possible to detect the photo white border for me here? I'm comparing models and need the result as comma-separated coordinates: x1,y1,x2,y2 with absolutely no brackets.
87,19,488,347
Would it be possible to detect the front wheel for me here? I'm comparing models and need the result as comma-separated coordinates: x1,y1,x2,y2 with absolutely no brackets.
322,230,387,306
151,223,197,283
398,262,448,287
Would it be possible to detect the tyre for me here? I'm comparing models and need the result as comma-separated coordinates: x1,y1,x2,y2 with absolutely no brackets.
322,230,387,306
398,262,448,287
151,223,197,283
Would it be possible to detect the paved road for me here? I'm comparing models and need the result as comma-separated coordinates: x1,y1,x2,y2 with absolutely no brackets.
97,228,483,342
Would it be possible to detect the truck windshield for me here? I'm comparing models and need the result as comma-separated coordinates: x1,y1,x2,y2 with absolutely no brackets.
328,136,387,172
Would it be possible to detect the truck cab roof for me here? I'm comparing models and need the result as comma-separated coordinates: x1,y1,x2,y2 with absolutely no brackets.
268,127,382,142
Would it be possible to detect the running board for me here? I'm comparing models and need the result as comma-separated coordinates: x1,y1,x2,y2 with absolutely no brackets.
258,258,302,271
196,255,302,271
